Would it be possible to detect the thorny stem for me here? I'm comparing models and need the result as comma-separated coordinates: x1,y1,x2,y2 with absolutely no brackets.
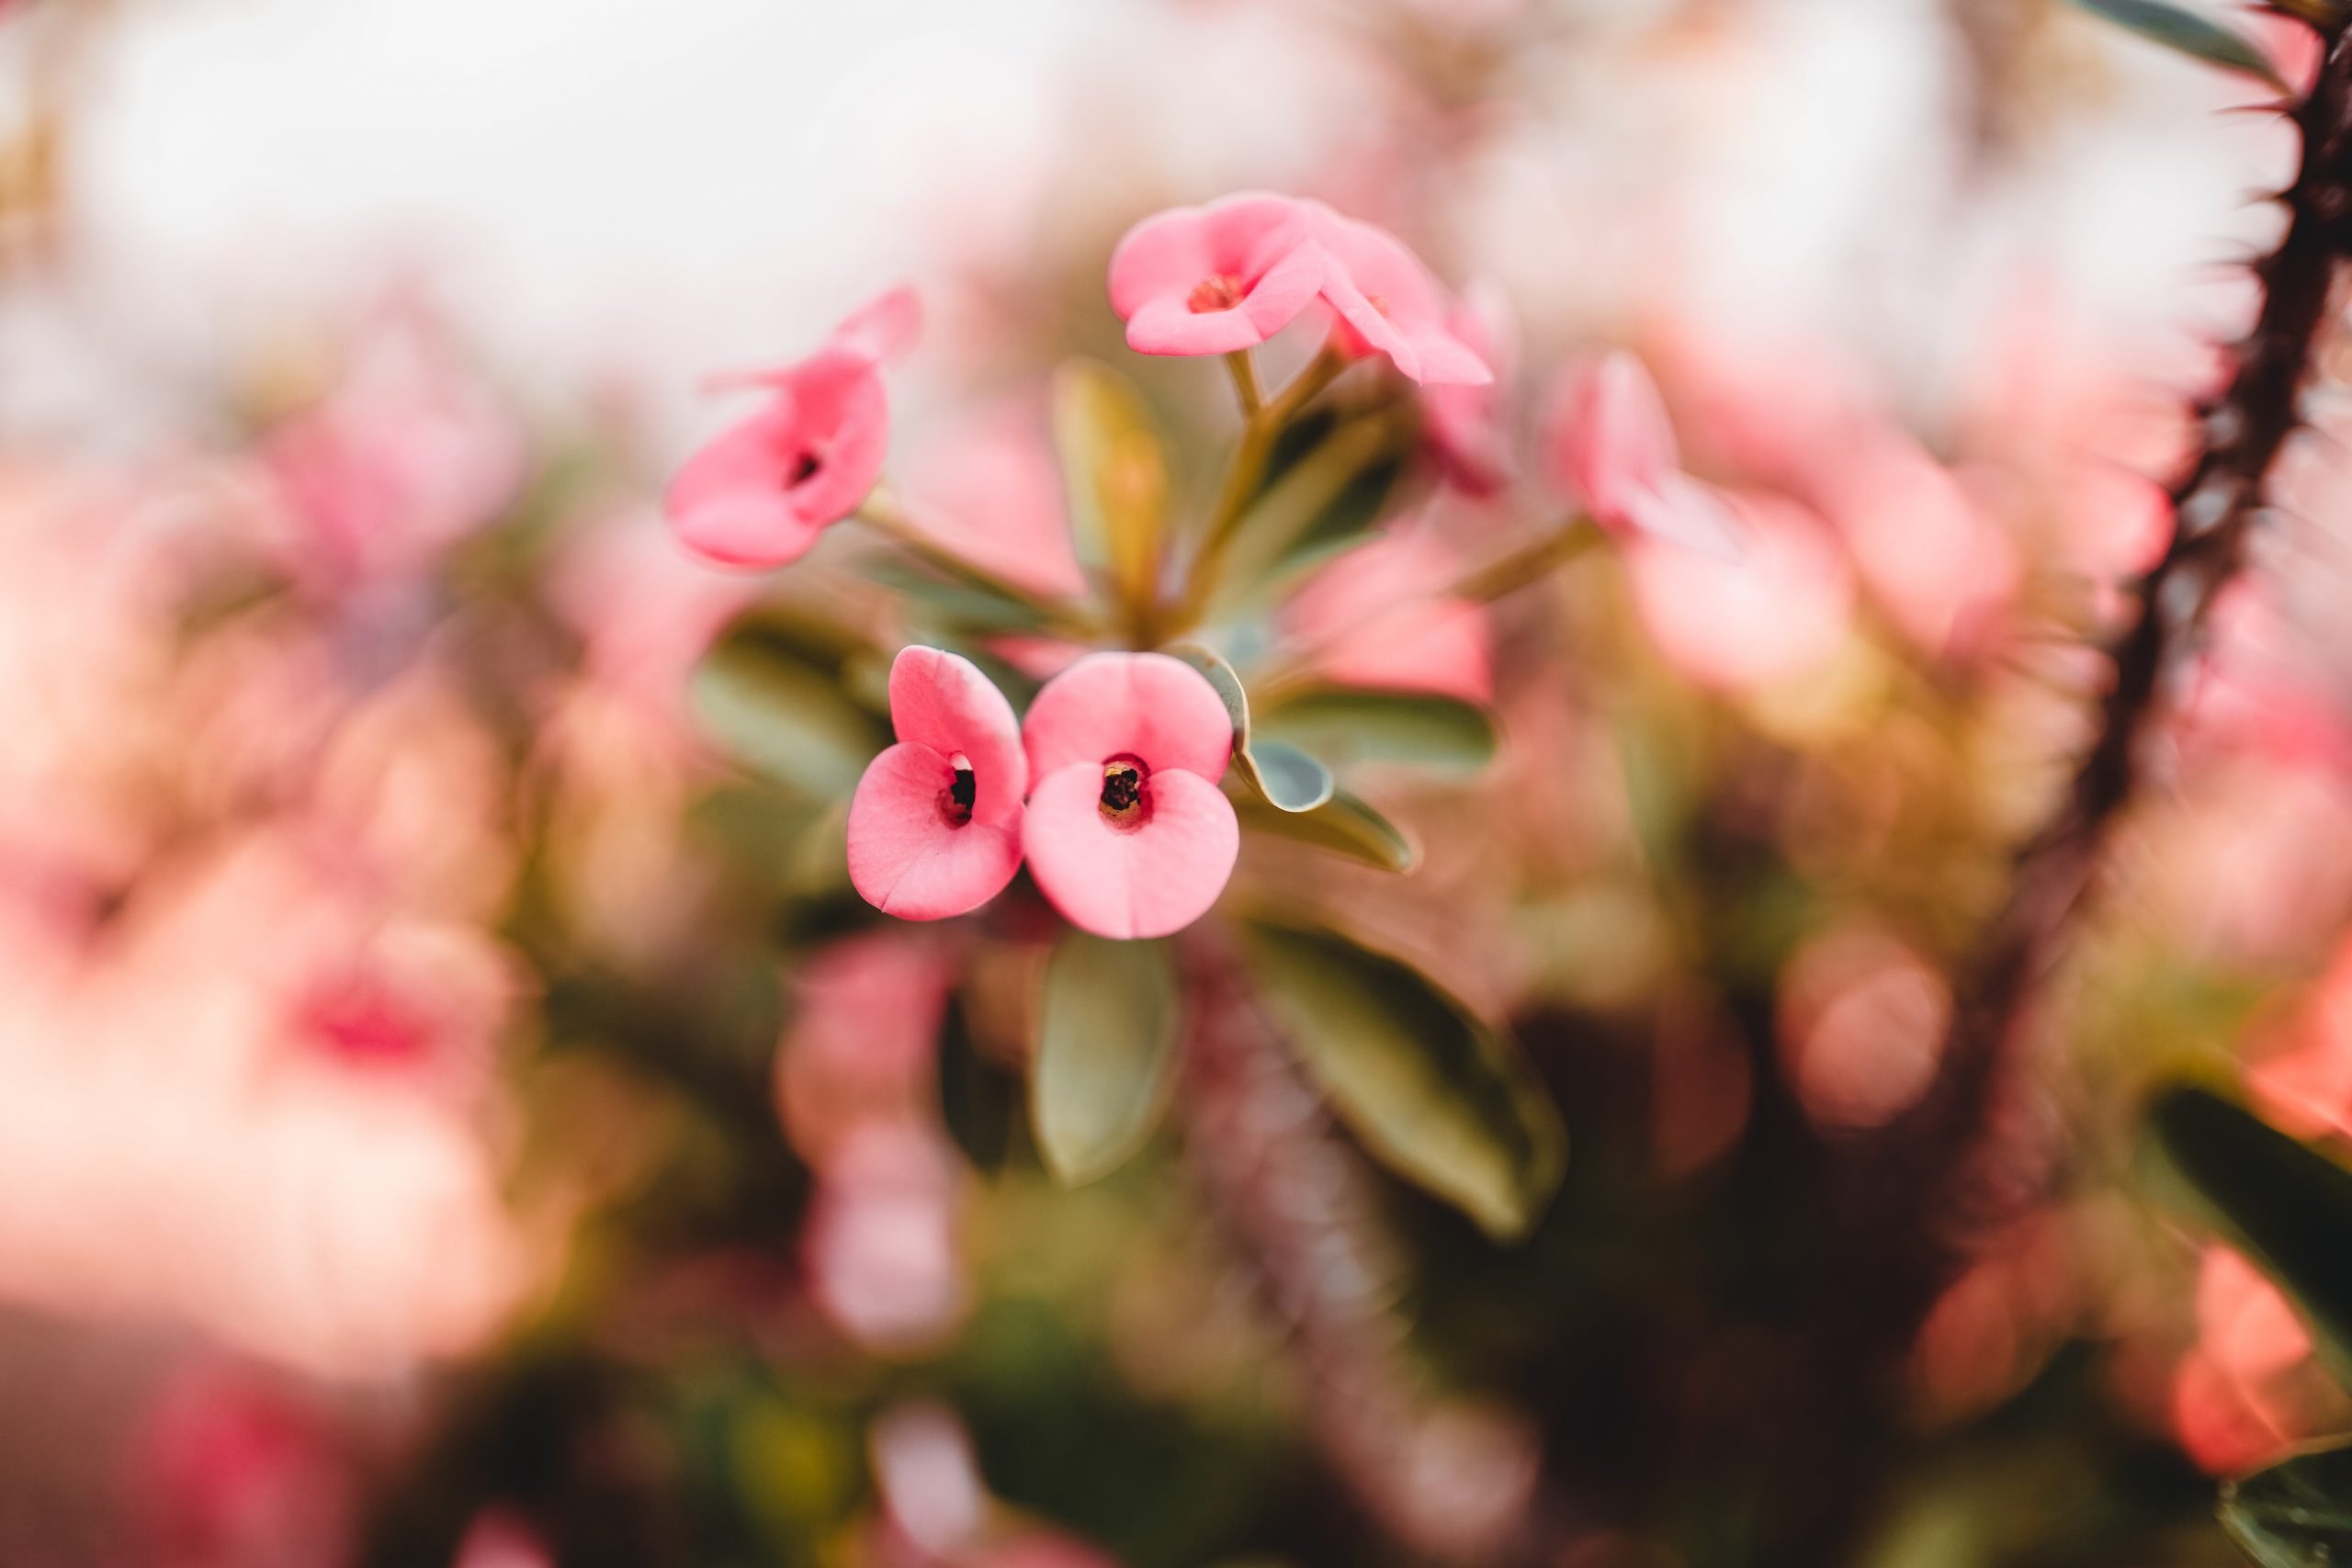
1780,16,2352,1552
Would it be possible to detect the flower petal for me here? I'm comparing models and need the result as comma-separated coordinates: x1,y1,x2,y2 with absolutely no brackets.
831,285,922,365
1544,352,1679,524
1023,762,1238,941
888,646,1026,818
1022,651,1233,783
1623,472,1748,561
847,743,1023,920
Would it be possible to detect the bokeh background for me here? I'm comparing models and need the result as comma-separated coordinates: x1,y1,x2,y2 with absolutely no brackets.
0,0,2346,1564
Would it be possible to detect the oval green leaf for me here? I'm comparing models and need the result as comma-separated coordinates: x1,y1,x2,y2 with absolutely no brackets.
1052,359,1169,631
1238,918,1566,1241
1032,933,1182,1186
2224,1438,2352,1568
1235,787,1417,872
2144,1085,2352,1392
2065,0,2287,91
1253,686,1499,775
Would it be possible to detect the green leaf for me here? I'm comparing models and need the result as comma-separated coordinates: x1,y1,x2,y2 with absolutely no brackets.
1235,787,1418,872
1253,686,1500,775
2144,1085,2352,1391
1169,645,1336,813
1052,359,1169,628
1032,934,1182,1186
2065,0,2288,90
2223,1438,2352,1568
1238,918,1566,1241
691,606,888,798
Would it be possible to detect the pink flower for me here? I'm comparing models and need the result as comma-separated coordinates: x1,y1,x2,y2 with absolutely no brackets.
1107,192,1329,357
1314,212,1492,388
1019,652,1238,941
848,647,1027,921
1543,353,1744,560
666,287,921,570
1622,493,1853,693
1282,529,1493,704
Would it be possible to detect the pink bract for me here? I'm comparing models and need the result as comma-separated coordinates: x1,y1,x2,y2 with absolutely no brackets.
847,648,1026,921
1544,352,1745,560
665,287,920,570
1108,193,1328,357
1019,652,1238,942
1313,212,1492,388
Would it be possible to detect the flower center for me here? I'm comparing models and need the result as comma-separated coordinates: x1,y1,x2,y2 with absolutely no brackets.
939,753,977,826
785,450,823,489
1186,275,1246,313
1099,757,1149,828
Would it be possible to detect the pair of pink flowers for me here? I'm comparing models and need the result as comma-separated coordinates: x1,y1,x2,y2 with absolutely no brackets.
846,647,1238,941
1108,191,1491,386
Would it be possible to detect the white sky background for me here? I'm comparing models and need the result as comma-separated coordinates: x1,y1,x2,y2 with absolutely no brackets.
5,0,2290,448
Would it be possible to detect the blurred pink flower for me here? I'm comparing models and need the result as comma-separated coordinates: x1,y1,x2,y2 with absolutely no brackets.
548,509,757,721
261,308,524,594
1622,493,1853,693
901,399,1087,600
453,1508,556,1568
848,647,1029,921
868,1401,1122,1568
802,1122,967,1356
775,932,955,1172
129,1363,355,1568
1314,210,1491,387
1107,192,1328,357
1282,528,1493,703
1020,652,1238,941
2173,1246,2317,1473
1543,353,1743,559
666,286,921,570
1776,925,1951,1132
1814,434,2017,660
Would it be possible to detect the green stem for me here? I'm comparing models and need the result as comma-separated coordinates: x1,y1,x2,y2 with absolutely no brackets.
1170,346,1351,634
854,489,1095,638
1224,349,1264,417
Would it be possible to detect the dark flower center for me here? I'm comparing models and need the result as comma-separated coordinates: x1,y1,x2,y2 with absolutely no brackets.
785,450,823,489
1186,275,1246,314
1099,758,1148,828
940,756,977,826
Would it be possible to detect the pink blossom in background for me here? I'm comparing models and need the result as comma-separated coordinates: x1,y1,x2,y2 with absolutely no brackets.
666,287,921,570
848,647,1029,921
548,510,758,722
2248,935,2352,1140
801,1122,968,1357
1020,652,1238,941
1107,192,1328,357
2173,1247,2317,1473
868,1401,1121,1568
130,1364,356,1568
260,304,525,595
1622,493,1853,694
452,1508,557,1568
1814,434,2018,660
902,399,1088,600
1776,925,1951,1131
775,933,956,1172
1544,353,1743,559
1282,528,1494,704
